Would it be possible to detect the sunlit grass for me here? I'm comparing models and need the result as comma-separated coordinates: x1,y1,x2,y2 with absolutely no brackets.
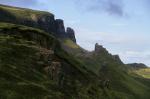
134,68,150,79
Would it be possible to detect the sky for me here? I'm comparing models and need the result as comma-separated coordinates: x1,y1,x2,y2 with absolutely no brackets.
0,0,150,66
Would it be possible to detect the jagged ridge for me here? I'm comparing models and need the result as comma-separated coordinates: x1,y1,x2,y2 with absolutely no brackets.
0,4,76,43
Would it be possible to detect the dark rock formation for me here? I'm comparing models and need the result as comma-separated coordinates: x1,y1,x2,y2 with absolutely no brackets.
37,15,56,33
55,19,66,37
55,19,76,43
66,27,76,43
94,43,108,54
112,55,123,64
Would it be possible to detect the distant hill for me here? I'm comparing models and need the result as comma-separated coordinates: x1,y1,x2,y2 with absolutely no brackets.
127,63,148,70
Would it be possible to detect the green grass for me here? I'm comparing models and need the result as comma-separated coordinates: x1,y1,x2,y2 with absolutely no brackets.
0,23,102,99
0,36,62,98
0,21,150,98
0,22,52,36
132,68,150,79
63,39,80,49
0,4,53,20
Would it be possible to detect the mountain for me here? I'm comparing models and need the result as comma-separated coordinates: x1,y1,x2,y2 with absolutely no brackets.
0,4,150,99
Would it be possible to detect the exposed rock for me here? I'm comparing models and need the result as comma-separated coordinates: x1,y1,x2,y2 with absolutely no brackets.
55,19,66,37
66,27,76,43
112,55,123,64
55,20,76,43
37,14,56,33
94,43,108,54
48,61,62,80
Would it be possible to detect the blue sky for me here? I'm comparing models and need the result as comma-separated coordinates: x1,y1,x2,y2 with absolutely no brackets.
0,0,150,66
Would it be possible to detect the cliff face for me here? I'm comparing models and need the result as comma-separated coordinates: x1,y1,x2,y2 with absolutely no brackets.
0,4,76,43
66,27,76,43
0,4,56,33
55,19,76,43
94,43,109,54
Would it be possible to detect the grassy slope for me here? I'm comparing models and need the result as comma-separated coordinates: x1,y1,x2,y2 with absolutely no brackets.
0,36,62,99
133,68,150,79
0,4,53,20
0,4,149,98
62,38,150,99
0,23,107,99
0,22,68,98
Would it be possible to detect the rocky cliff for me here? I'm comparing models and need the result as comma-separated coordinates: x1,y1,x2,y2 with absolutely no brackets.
66,27,76,43
94,43,109,54
0,4,76,43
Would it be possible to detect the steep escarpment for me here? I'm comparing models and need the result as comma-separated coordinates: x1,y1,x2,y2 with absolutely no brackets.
0,4,76,43
0,22,98,99
0,4,56,33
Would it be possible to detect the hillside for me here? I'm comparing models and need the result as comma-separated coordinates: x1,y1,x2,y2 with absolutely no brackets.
133,68,150,79
62,39,150,99
0,4,76,42
0,4,150,99
0,22,97,98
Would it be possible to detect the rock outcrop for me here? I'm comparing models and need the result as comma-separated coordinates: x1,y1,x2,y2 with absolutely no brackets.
55,19,66,37
66,27,76,43
0,4,77,43
112,55,123,64
94,43,108,54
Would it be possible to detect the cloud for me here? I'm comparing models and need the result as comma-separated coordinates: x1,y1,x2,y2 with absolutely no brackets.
74,0,124,17
105,0,123,16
